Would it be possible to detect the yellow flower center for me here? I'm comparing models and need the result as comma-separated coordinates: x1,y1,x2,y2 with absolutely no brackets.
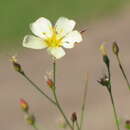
45,28,62,48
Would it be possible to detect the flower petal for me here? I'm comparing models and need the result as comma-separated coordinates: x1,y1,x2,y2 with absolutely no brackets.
47,47,65,59
62,42,74,49
62,31,82,48
30,17,52,39
55,17,76,37
23,35,47,49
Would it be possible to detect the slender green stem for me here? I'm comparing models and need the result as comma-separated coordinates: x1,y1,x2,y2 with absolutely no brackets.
53,90,73,129
76,120,80,130
52,59,73,130
20,73,56,105
32,123,39,130
53,59,56,89
79,76,88,130
108,66,111,83
108,89,120,130
105,55,120,130
72,121,75,130
116,54,130,90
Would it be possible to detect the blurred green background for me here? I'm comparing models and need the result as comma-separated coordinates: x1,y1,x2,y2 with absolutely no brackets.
0,0,129,51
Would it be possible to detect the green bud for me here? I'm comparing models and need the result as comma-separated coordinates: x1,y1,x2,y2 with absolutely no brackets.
11,56,24,74
112,42,119,55
103,55,110,68
13,62,23,74
25,114,35,126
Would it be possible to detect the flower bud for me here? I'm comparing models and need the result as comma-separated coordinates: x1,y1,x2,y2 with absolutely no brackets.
71,112,77,122
44,76,54,88
11,56,24,74
19,98,29,112
112,41,119,55
47,79,54,88
103,55,110,68
125,120,130,129
100,44,107,56
25,114,35,126
99,44,110,68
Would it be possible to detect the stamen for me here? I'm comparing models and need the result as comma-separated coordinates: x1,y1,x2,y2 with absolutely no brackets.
44,27,62,48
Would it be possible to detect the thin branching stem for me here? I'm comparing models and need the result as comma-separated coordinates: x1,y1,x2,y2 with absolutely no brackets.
76,120,80,130
53,59,56,88
52,59,73,130
20,73,56,105
116,54,130,90
32,123,39,130
53,90,73,129
72,121,75,130
108,88,120,130
106,60,120,130
79,75,88,130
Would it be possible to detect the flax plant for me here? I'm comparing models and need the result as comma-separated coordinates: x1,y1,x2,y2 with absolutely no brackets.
98,44,120,130
10,15,130,130
11,16,90,130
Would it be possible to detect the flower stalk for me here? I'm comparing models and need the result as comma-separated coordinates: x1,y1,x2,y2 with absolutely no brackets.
21,73,56,105
76,120,80,130
12,56,73,129
112,42,130,90
11,56,56,105
106,63,120,130
79,75,88,130
105,57,120,130
116,54,130,90
108,88,120,130
99,44,120,130
52,59,73,130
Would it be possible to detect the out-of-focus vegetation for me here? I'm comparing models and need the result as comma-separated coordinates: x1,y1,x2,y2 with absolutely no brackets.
0,0,129,51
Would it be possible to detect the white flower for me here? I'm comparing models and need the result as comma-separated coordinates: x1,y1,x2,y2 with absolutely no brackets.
23,17,82,59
